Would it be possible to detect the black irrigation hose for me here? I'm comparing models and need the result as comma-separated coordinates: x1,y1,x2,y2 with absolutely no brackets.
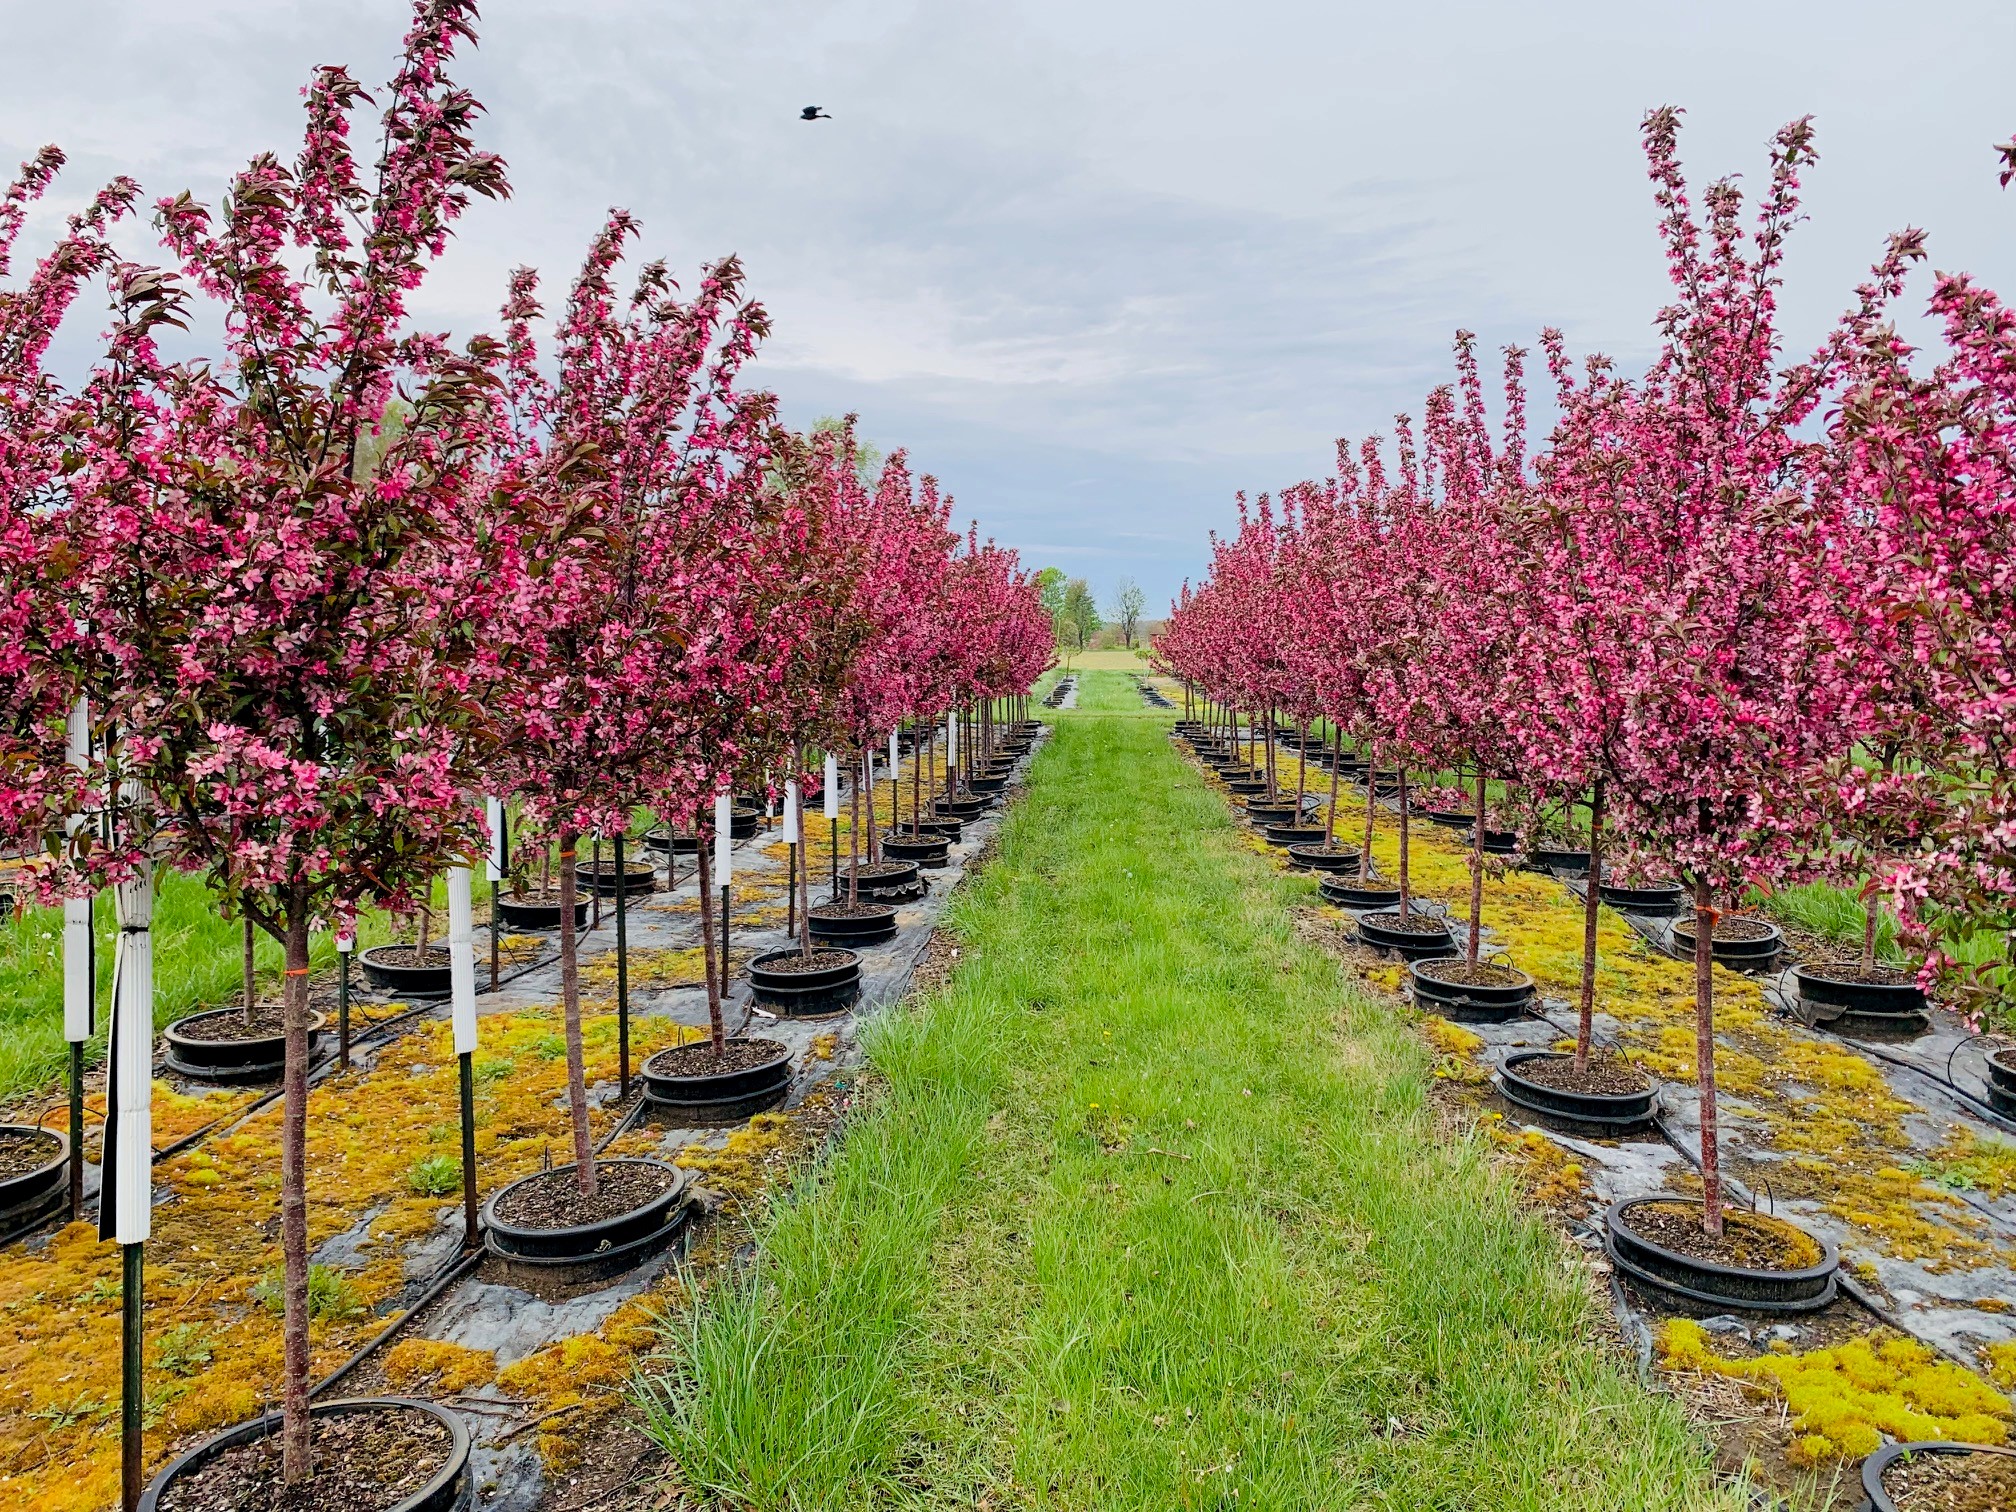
310,1244,487,1400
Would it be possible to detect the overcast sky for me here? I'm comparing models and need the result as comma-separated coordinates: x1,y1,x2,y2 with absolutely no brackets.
7,0,2014,612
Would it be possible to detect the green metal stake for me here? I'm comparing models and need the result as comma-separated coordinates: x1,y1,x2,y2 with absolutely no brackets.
459,1050,479,1249
337,940,351,1069
121,1241,143,1512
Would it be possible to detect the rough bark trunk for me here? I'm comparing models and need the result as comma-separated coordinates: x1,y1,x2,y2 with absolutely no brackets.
698,821,727,1051
556,832,597,1195
1358,744,1378,884
1325,728,1341,845
1396,768,1412,920
1466,772,1487,967
1575,782,1606,1073
1694,875,1723,1237
279,900,314,1483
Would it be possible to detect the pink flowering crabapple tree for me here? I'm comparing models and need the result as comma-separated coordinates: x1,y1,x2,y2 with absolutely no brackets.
488,213,785,1179
55,2,513,1480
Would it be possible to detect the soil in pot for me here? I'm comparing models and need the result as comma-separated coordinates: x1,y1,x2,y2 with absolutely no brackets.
1360,910,1452,935
758,949,858,974
1514,1053,1650,1097
813,902,896,919
1416,960,1519,987
0,1127,61,1182
1678,914,1779,943
492,1159,679,1231
367,945,450,970
172,1002,289,1041
1881,1446,2016,1512
646,1038,787,1078
1626,1198,1822,1271
154,1401,453,1512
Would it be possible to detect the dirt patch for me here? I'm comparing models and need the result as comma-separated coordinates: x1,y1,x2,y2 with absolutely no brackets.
810,903,897,920
1884,1448,2016,1512
492,1160,676,1231
1513,1053,1651,1097
172,1003,288,1041
155,1403,453,1512
646,1038,788,1078
1626,1199,1823,1270
0,1126,61,1179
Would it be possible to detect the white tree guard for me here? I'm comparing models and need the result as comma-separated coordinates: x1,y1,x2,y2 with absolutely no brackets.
713,793,734,886
781,779,800,844
447,866,478,1056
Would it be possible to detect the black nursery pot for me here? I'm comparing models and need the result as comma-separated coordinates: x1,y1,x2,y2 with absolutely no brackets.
1425,808,1474,829
140,1397,473,1512
1319,876,1403,910
1288,844,1361,873
1408,959,1535,1020
1356,910,1457,961
642,1036,792,1116
358,945,454,997
1264,822,1328,849
1471,827,1519,856
809,902,899,945
882,834,952,868
1987,1049,2016,1119
644,829,701,855
968,774,1009,795
574,860,658,897
0,1126,69,1243
494,893,590,931
1526,847,1592,876
1496,1051,1657,1133
1245,799,1298,826
1225,778,1271,798
748,947,863,1016
1860,1443,2016,1512
483,1158,690,1282
162,1008,328,1083
906,817,964,841
729,806,763,841
855,858,921,890
1670,916,1784,969
1603,1197,1838,1313
1792,964,1928,1020
933,796,986,821
1596,879,1687,916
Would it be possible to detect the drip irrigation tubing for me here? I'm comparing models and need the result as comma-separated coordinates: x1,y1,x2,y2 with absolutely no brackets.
310,1244,488,1400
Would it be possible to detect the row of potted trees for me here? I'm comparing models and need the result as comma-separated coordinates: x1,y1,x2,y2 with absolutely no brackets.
1154,106,2016,1499
0,5,1053,1507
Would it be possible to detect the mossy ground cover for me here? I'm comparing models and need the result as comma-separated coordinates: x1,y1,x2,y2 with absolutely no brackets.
0,1005,697,1511
641,671,1732,1510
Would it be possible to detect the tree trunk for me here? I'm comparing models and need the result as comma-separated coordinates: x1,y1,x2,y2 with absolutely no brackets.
1466,771,1487,967
1358,745,1378,884
863,748,879,867
1575,782,1606,1073
848,751,861,905
1325,728,1341,845
1396,768,1412,921
279,899,314,1483
556,831,597,1195
243,916,257,1024
1265,716,1277,800
698,816,727,1051
1860,886,1879,975
1294,719,1307,813
1694,876,1723,1237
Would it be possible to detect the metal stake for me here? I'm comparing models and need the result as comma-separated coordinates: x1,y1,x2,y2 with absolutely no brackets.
459,1050,479,1249
121,1241,143,1512
337,946,351,1069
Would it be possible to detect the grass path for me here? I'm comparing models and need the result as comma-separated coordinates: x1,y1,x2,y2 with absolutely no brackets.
644,672,1735,1510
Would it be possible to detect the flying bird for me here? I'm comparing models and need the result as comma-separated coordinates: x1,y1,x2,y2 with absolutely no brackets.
800,106,832,121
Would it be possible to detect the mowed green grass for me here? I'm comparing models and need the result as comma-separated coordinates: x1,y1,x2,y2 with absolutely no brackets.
0,872,392,1105
642,671,1738,1511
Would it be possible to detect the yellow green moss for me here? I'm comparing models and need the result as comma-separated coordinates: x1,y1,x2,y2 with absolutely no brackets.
1660,1318,2013,1464
380,1337,497,1393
